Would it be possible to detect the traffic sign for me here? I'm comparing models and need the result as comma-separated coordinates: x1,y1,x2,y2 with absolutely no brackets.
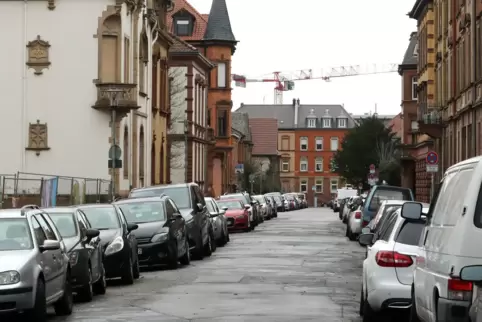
235,163,244,174
426,151,438,165
426,164,438,172
369,164,375,174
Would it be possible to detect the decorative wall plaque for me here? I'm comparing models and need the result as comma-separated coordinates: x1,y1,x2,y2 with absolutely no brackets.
26,120,50,155
26,36,51,75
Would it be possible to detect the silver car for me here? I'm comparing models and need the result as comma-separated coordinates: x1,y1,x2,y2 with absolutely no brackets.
204,197,230,246
0,206,73,321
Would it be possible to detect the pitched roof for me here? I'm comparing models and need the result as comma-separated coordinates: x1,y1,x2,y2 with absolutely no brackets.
398,32,418,73
231,112,251,141
169,32,199,53
248,118,278,155
203,0,236,42
235,102,356,129
167,0,208,41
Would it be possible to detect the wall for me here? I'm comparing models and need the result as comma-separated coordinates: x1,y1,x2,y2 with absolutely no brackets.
401,69,418,145
278,130,295,192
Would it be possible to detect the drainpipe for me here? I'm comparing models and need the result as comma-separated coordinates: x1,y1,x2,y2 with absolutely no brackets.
21,0,28,172
471,0,477,157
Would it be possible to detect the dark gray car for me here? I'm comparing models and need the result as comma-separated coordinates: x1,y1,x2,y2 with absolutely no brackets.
204,197,229,246
128,183,215,259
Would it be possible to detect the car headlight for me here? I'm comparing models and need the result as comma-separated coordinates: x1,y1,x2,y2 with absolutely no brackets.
69,251,79,265
105,236,124,256
0,271,20,285
151,233,168,243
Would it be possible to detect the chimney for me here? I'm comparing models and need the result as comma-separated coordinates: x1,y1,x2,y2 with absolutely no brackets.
294,98,299,127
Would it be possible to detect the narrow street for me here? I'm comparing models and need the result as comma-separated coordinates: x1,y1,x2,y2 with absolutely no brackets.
51,208,366,321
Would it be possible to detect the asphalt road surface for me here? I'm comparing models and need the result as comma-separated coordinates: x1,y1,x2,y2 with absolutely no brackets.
49,208,369,322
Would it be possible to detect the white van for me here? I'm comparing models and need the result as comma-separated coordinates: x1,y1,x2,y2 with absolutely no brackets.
401,156,482,322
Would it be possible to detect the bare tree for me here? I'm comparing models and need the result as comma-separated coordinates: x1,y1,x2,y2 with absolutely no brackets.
168,67,187,170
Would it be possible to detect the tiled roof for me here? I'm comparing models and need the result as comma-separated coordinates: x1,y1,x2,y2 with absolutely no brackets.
203,0,236,42
248,118,278,156
167,0,208,41
399,32,418,69
235,102,356,129
169,32,199,53
231,112,251,141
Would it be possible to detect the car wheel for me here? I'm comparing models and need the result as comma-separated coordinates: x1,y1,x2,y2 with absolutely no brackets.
121,256,134,285
24,279,47,322
210,231,217,252
167,241,179,269
78,267,94,302
54,271,73,316
133,255,140,279
193,233,204,260
362,292,376,322
93,266,107,295
226,230,230,242
204,232,213,256
359,285,364,316
179,236,191,265
409,286,421,322
218,230,226,247
345,225,350,237
348,229,356,241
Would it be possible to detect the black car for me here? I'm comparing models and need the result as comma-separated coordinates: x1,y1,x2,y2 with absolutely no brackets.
265,195,278,217
44,207,106,302
128,183,214,260
79,204,140,284
115,195,190,269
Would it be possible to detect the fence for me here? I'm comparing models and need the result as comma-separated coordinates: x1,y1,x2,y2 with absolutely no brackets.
0,172,111,209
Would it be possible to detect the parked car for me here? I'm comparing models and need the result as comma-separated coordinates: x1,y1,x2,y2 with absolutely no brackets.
128,183,214,259
216,199,251,232
358,204,427,321
364,200,406,233
204,197,229,246
297,193,307,208
405,157,482,322
342,196,358,223
283,194,297,210
252,195,272,219
220,192,260,227
267,194,285,213
79,204,140,284
265,195,278,217
459,265,482,322
114,195,191,269
0,207,73,321
345,197,364,240
44,207,106,302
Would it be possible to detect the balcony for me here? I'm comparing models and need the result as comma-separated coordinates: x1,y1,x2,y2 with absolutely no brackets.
417,103,443,138
92,83,139,117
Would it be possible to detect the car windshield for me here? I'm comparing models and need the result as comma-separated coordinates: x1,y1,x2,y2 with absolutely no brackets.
297,194,305,200
129,187,191,209
118,201,166,224
396,220,426,245
0,218,33,251
274,196,282,203
81,207,120,230
253,196,265,204
220,194,249,204
369,188,412,211
216,200,243,209
48,213,78,238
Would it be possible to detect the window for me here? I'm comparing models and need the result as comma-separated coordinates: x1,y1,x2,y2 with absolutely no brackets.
217,63,226,87
282,159,289,172
380,215,398,241
412,76,418,100
337,118,346,128
31,217,47,246
300,137,308,150
396,221,426,246
413,43,418,57
300,157,308,172
307,119,316,128
323,118,331,128
330,137,338,151
174,19,191,36
217,109,227,136
315,179,323,193
300,180,308,192
330,179,338,193
35,215,57,240
315,137,323,150
165,200,175,217
315,157,323,172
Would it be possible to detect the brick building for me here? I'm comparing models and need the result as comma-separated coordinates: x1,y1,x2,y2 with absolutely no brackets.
235,99,355,206
231,112,253,187
167,0,237,196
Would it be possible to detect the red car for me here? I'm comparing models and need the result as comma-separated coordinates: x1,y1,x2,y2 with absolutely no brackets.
216,199,251,232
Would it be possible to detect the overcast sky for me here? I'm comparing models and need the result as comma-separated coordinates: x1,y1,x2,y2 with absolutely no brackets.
186,0,416,115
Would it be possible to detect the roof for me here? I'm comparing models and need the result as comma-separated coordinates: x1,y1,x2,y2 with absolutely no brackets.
0,209,28,218
248,118,278,155
398,32,418,74
167,0,208,41
231,112,251,141
169,32,200,53
42,207,75,213
114,197,164,204
203,0,236,42
235,102,356,129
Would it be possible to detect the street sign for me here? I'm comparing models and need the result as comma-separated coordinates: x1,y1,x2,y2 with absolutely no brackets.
235,163,244,174
426,164,438,172
108,145,122,159
249,174,256,182
369,164,375,174
426,151,438,165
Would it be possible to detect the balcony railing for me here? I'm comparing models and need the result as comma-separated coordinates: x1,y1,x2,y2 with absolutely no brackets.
417,102,442,124
92,83,139,115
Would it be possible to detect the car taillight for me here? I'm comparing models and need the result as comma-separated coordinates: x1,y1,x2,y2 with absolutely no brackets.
448,278,472,301
354,211,361,219
375,251,413,267
362,220,369,227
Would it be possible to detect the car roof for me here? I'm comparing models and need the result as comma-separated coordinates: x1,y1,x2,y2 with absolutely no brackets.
114,196,164,204
381,200,406,205
204,197,213,201
130,183,194,192
0,209,32,219
74,204,114,209
217,198,242,202
42,207,77,213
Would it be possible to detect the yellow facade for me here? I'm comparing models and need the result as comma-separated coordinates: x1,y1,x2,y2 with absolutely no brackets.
418,6,436,106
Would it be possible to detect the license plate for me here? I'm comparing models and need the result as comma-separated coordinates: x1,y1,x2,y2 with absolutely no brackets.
138,248,142,255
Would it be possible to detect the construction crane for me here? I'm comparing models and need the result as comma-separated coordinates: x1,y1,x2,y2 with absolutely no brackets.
231,63,399,105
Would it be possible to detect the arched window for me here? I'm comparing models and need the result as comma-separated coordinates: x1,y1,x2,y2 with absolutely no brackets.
138,32,148,93
139,125,145,185
100,15,121,82
123,126,129,179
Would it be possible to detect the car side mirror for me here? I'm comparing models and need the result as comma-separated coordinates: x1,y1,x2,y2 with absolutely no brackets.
460,265,482,283
401,202,422,220
222,206,228,211
39,240,61,252
358,233,374,246
244,204,250,209
196,203,204,212
127,223,138,232
84,228,100,242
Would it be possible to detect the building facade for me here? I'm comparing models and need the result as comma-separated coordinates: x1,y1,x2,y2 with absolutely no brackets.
1,0,172,195
231,112,253,189
236,99,355,206
167,0,237,197
167,35,213,187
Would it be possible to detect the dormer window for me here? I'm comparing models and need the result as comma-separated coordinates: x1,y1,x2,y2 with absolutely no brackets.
173,11,194,36
338,118,346,128
307,119,316,128
323,119,331,128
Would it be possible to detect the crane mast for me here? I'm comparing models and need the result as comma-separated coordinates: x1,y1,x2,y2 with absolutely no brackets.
232,63,399,105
